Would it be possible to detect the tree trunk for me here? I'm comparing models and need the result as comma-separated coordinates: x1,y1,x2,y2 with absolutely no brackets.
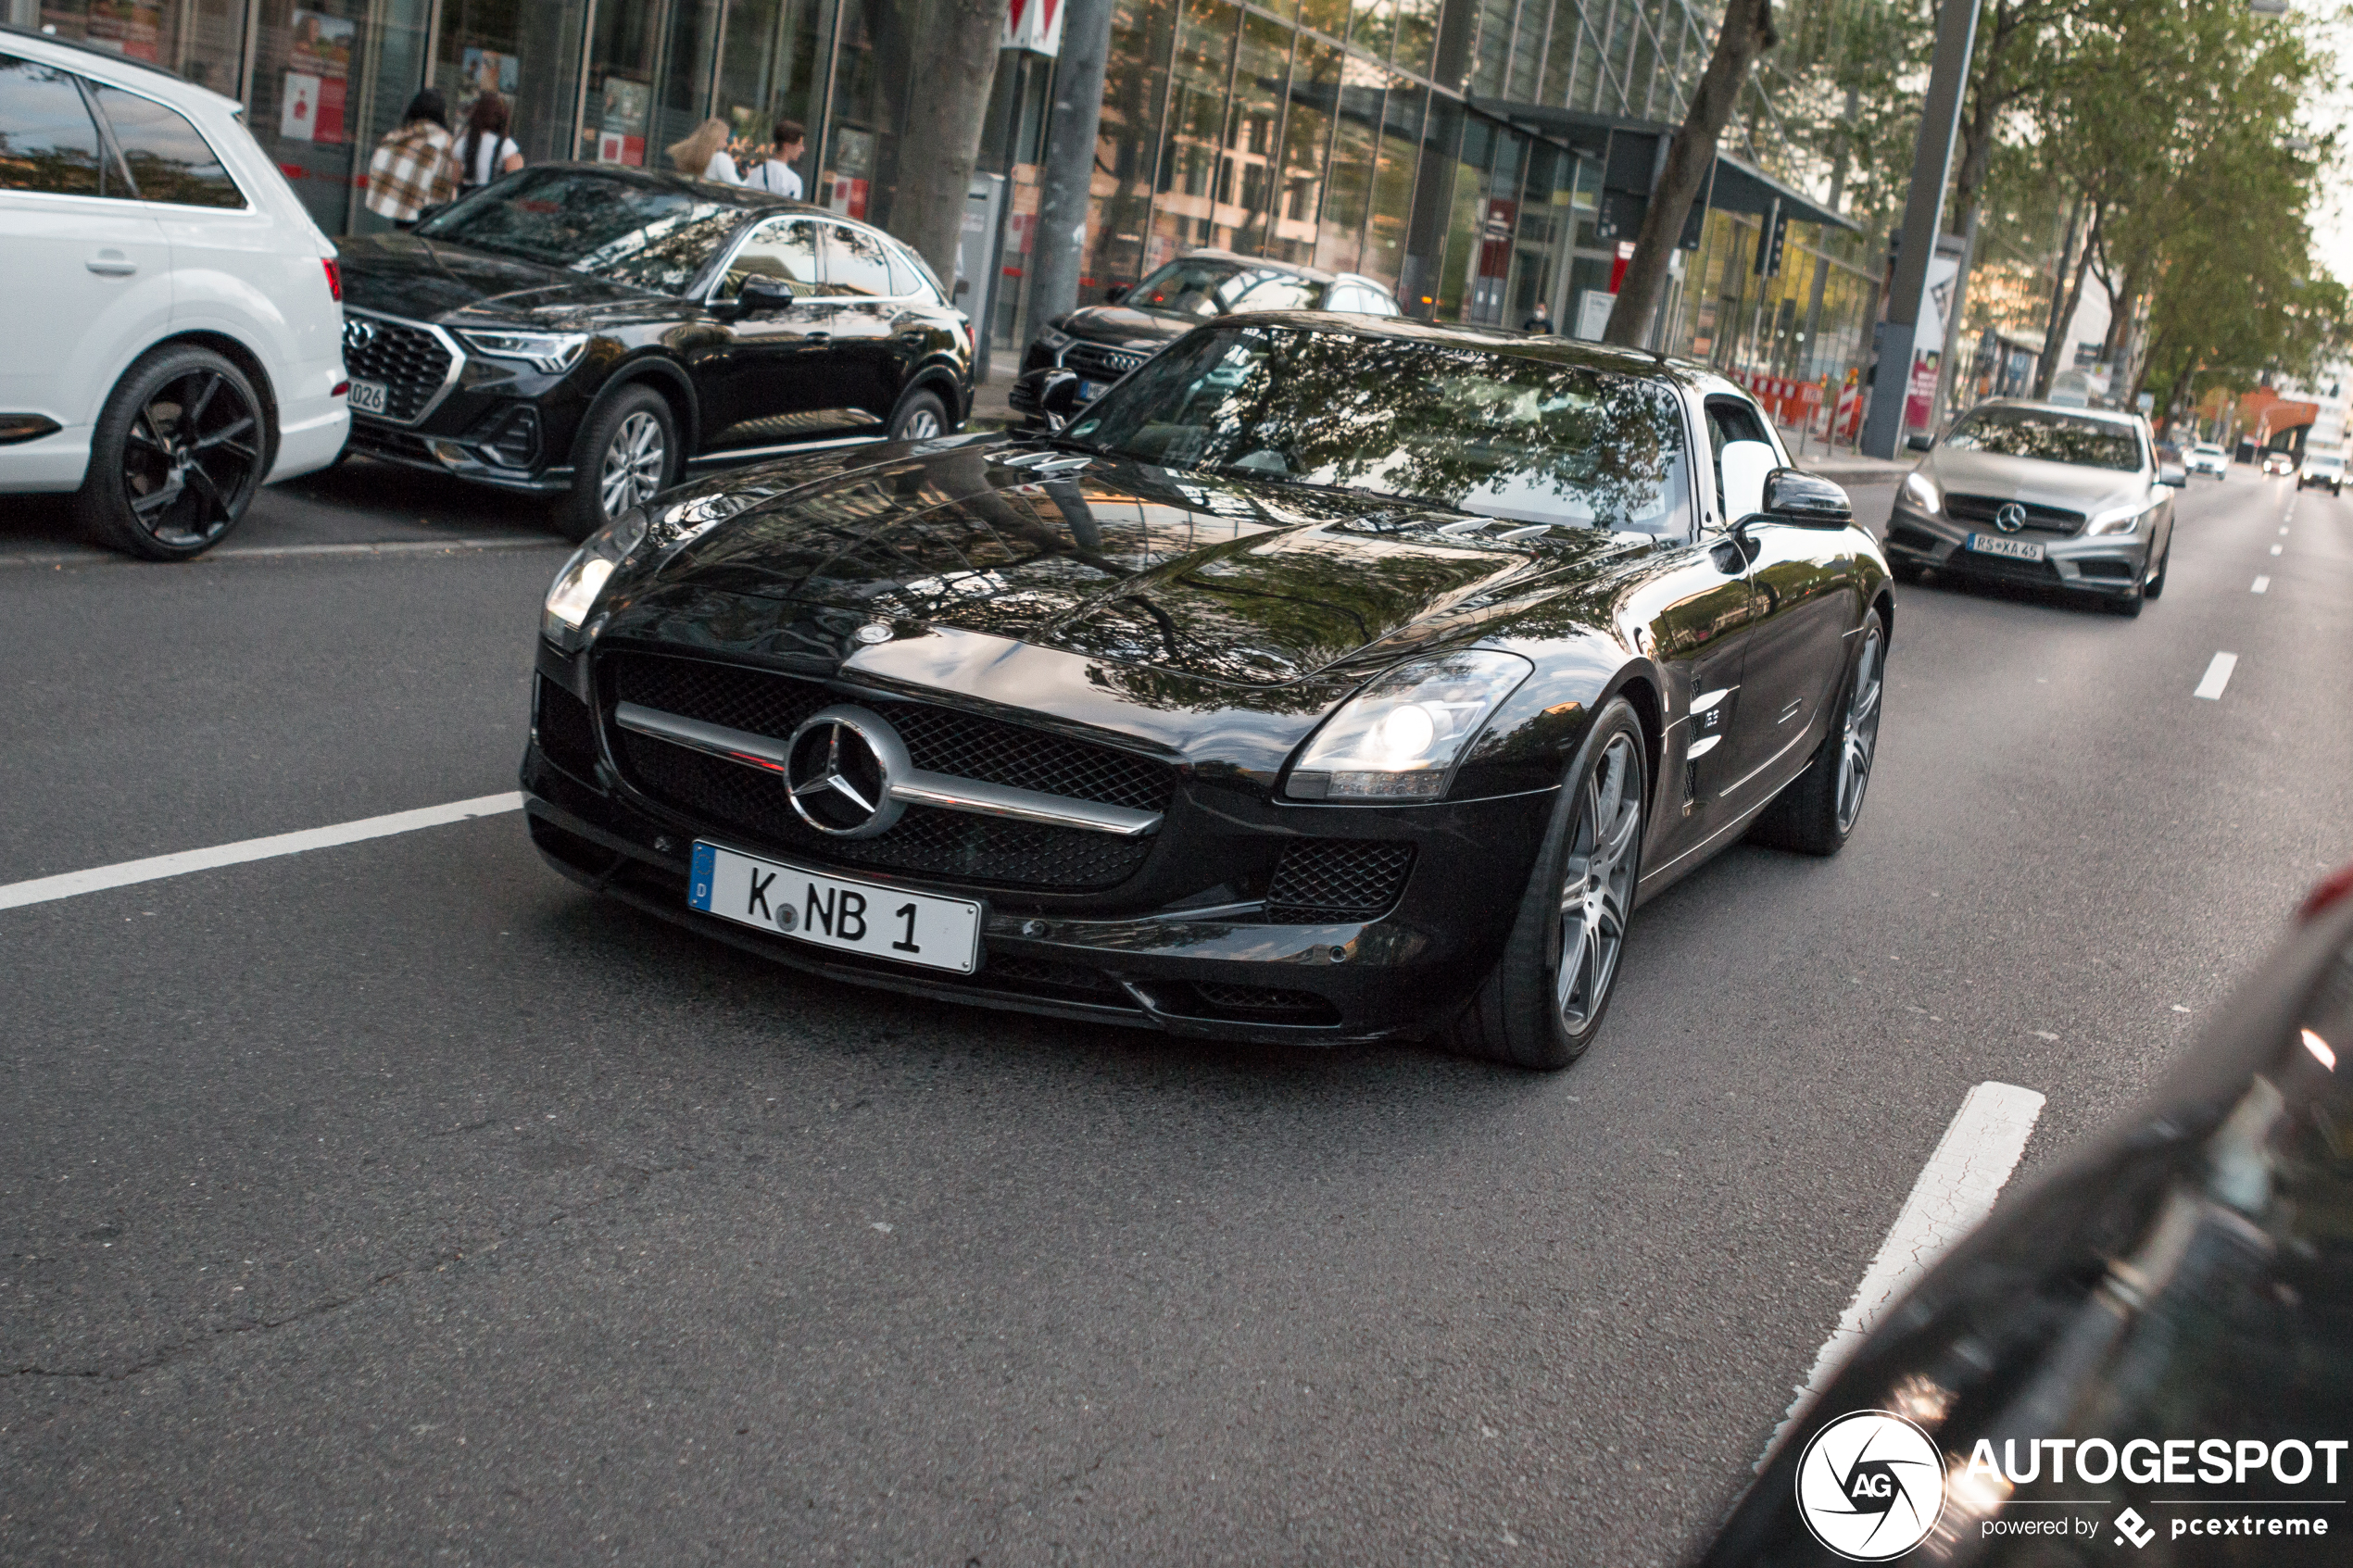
1602,0,1777,347
2032,198,2089,398
888,0,1005,295
1028,0,1118,331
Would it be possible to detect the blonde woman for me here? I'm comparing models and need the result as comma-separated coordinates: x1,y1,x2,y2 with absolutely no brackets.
668,118,739,183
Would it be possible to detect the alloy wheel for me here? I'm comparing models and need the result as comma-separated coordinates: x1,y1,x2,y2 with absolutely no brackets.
1555,733,1642,1033
900,407,943,439
120,368,262,550
1837,623,1884,833
598,410,667,519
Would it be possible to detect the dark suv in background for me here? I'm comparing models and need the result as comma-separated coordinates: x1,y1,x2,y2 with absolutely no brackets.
1009,249,1397,423
337,164,974,538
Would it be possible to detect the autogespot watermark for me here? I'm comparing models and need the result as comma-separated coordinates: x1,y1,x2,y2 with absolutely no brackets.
1796,1412,2347,1558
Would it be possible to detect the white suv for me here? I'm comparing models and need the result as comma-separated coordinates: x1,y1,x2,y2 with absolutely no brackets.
0,27,347,558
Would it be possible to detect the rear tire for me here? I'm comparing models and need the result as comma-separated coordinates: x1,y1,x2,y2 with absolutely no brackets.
1439,699,1647,1071
887,388,949,442
1747,608,1886,856
558,384,675,543
76,345,269,560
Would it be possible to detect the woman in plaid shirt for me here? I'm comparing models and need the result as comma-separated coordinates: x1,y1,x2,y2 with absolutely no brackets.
365,90,459,227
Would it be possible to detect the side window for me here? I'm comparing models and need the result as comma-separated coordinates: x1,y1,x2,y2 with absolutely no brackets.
0,54,116,197
1324,285,1365,313
716,218,819,299
87,84,244,207
821,222,894,297
885,244,939,302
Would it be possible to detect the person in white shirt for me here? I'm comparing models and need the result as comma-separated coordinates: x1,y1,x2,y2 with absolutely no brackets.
457,93,523,192
669,118,740,183
741,120,806,199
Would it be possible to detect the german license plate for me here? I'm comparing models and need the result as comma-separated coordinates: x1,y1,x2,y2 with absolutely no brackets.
1967,533,2045,561
688,843,981,973
347,378,388,415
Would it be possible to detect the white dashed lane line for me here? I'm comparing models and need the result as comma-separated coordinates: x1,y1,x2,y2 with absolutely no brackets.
2254,576,2271,594
2271,544,2284,556
1765,1082,2047,1462
2195,653,2239,701
0,794,524,912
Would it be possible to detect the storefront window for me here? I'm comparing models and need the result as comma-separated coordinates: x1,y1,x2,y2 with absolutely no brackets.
1315,59,1379,274
1223,10,1289,253
1147,0,1237,262
583,0,663,169
1361,79,1420,295
1390,0,1437,76
713,0,820,157
1088,0,1173,288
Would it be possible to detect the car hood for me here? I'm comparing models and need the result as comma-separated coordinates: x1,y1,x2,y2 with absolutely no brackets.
1059,304,1198,350
1923,445,2149,514
337,232,658,326
595,439,1636,693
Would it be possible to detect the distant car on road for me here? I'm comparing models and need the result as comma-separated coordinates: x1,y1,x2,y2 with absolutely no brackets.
2296,449,2342,494
522,320,1892,1068
336,164,974,540
1700,859,2353,1567
2187,441,2229,479
1884,398,2183,616
0,25,349,559
2262,450,2297,478
1009,250,1398,424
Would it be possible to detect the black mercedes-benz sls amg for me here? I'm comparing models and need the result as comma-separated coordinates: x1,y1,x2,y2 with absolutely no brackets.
520,316,1894,1068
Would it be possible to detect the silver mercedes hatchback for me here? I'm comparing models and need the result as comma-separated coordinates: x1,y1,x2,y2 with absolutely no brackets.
1882,399,2185,616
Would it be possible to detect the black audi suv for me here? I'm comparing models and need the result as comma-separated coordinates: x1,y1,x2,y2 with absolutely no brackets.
1008,249,1398,423
337,164,975,538
521,316,1892,1068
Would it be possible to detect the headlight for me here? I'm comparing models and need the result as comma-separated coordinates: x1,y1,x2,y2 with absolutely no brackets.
1900,471,1941,512
1286,651,1532,802
541,506,648,648
1037,326,1074,352
2085,505,2144,536
459,328,589,373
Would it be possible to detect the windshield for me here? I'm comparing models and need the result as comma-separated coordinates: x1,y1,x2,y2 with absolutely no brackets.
1944,408,2143,471
414,168,740,295
1126,259,1323,317
1067,325,1691,534
2194,445,2224,456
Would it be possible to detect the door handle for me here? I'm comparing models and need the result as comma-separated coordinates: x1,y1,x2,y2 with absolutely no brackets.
86,250,138,276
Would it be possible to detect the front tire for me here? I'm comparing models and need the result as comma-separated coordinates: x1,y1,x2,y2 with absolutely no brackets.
1748,608,1886,856
887,387,949,442
2142,536,2171,601
1440,699,1647,1071
559,384,675,543
76,345,269,560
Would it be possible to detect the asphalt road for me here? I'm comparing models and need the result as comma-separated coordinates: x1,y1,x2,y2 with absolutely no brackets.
4,464,2348,1565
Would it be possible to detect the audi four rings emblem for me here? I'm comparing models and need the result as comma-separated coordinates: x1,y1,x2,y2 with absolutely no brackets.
784,706,911,838
343,318,377,354
1994,502,2029,533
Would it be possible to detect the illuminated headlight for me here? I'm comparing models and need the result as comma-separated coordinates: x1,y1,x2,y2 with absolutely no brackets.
1900,471,1941,512
459,328,589,373
2084,505,2143,536
542,506,648,648
1286,650,1532,802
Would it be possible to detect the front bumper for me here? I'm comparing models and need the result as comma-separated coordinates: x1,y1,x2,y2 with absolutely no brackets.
519,653,1553,1046
1882,498,2151,595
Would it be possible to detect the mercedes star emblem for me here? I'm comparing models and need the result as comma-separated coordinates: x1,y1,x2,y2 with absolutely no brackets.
783,705,912,838
1994,502,2028,533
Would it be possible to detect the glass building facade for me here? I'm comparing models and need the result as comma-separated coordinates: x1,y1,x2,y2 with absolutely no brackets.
12,0,1880,408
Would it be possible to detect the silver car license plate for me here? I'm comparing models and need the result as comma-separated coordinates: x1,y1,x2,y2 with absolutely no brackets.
688,843,981,973
1967,533,2045,562
347,378,389,415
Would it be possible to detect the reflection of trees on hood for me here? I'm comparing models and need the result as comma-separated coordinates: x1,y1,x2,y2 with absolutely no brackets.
1086,328,1685,529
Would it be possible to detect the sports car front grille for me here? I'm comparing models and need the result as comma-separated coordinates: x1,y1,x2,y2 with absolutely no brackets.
1943,494,2085,535
1264,839,1415,922
1063,341,1151,381
342,314,453,424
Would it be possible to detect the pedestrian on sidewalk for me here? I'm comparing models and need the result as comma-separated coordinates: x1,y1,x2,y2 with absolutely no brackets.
457,92,523,194
670,118,740,184
740,120,806,199
364,89,458,228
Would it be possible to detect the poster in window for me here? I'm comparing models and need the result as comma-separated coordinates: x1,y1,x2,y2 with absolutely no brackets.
597,78,650,167
461,47,521,98
288,9,354,79
280,71,320,141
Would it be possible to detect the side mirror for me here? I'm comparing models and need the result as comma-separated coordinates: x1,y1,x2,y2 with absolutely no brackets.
2158,462,2187,488
1718,439,1778,525
953,277,971,299
1012,368,1084,430
732,274,794,316
412,202,450,227
1905,432,1935,452
1760,467,1854,527
1102,283,1129,305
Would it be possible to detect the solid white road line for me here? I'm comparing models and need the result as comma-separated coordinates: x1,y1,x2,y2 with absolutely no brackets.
2253,576,2271,594
0,793,523,912
2195,653,2239,700
1764,1082,2046,1462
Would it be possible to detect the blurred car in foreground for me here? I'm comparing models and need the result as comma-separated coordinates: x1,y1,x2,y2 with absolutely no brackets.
1884,399,2183,616
2296,449,2343,495
1702,860,2353,1564
2187,441,2229,479
1008,250,1398,423
2262,450,2297,477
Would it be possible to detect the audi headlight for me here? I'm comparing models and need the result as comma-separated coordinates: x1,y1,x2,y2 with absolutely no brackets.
459,328,589,373
1286,651,1532,802
542,506,648,649
2085,505,2144,536
1037,326,1074,352
1901,471,1941,513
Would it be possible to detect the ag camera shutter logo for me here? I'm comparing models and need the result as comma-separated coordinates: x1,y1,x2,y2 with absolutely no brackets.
1795,1410,1946,1561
